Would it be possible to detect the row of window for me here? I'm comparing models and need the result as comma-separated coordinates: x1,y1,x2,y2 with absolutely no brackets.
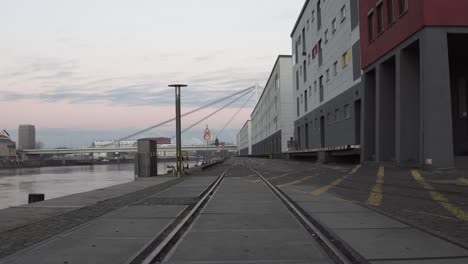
296,49,352,117
294,1,347,66
368,0,408,42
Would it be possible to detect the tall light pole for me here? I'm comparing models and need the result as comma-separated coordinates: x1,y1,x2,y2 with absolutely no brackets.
169,84,187,177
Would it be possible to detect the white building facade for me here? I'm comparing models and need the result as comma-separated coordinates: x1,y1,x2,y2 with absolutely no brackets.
291,0,362,151
251,55,295,155
237,120,252,156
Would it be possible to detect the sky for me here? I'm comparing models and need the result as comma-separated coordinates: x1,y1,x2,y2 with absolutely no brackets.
0,0,304,147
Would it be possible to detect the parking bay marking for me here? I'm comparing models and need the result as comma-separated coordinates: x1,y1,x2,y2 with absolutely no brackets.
367,166,385,207
311,164,362,196
412,170,468,222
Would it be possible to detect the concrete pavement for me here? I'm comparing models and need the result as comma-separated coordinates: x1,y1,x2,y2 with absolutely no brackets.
163,165,335,264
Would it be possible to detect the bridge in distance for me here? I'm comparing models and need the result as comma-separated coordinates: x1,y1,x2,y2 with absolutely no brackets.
20,145,237,155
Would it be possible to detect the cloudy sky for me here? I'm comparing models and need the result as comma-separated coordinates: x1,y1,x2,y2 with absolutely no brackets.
0,0,303,147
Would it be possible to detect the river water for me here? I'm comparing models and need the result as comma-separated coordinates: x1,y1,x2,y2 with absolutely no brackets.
0,162,180,210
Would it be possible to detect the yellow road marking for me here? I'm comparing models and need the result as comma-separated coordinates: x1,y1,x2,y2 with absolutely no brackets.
412,170,468,221
277,176,314,188
458,178,468,185
311,164,362,196
367,166,385,206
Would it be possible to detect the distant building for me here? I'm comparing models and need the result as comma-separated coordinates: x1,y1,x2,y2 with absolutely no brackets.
0,130,16,161
251,55,295,155
18,125,36,150
237,120,252,156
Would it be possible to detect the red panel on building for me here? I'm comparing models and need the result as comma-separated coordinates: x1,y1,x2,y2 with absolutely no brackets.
359,0,468,69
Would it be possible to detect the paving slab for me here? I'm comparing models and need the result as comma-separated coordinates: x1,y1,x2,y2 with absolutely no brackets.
312,211,409,229
371,258,468,264
164,169,335,264
68,218,172,238
334,228,468,260
1,236,148,264
191,213,301,231
104,205,186,219
202,201,289,214
165,230,333,263
298,201,369,213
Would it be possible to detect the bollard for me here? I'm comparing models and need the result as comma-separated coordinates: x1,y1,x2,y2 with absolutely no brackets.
28,193,45,204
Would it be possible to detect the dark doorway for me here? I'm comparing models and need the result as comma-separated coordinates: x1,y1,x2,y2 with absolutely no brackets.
320,116,325,148
364,70,376,160
297,126,301,150
449,34,468,155
305,123,309,149
354,100,362,145
399,41,420,165
378,56,396,161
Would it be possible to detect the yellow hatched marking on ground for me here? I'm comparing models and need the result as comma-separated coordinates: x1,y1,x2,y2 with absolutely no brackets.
277,176,314,188
367,166,385,206
412,170,468,221
311,164,362,196
458,178,468,185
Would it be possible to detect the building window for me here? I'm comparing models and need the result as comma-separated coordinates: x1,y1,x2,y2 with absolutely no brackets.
314,81,317,92
312,9,315,22
368,11,374,42
275,74,279,90
318,39,323,66
332,18,337,33
342,51,349,68
302,28,306,53
296,71,299,90
324,29,329,43
303,60,307,82
399,0,408,15
275,96,278,112
341,5,346,22
306,19,310,30
319,76,324,102
308,86,312,96
304,90,308,112
301,94,303,103
300,65,303,76
326,69,330,82
297,97,300,117
377,3,384,34
344,104,351,119
295,39,299,64
308,54,311,64
333,61,338,76
317,1,322,30
388,0,395,24
334,108,339,121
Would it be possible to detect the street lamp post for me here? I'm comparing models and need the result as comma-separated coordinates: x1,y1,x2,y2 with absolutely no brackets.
169,84,187,177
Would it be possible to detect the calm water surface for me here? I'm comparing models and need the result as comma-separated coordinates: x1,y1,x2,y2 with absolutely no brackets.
0,162,179,209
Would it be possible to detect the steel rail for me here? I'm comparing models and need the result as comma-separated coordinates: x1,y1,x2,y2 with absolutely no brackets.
250,167,353,264
138,167,229,264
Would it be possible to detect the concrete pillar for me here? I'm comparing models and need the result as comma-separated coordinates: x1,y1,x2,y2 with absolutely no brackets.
396,44,421,166
420,28,454,168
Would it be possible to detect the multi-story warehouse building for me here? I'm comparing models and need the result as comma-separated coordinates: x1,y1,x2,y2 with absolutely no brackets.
18,125,36,150
291,0,362,155
251,55,295,155
360,0,468,168
237,120,252,156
